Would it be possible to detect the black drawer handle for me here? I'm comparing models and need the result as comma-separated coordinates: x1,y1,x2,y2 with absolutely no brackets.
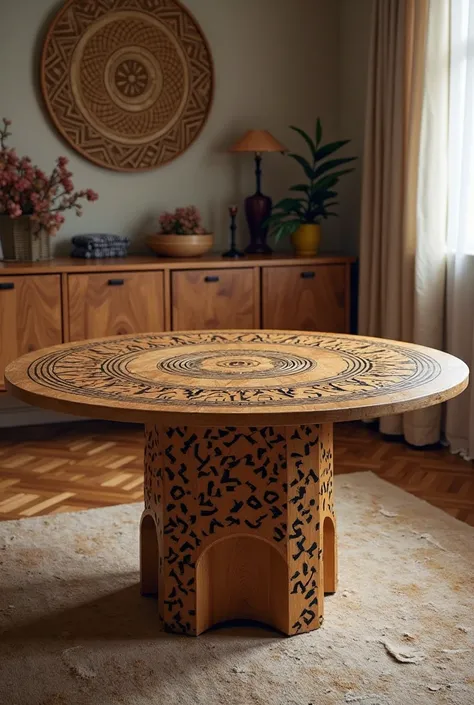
301,271,315,279
0,282,14,290
108,278,125,286
204,275,219,283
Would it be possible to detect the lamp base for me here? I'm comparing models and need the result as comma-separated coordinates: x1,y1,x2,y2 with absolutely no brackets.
222,247,244,258
244,241,273,255
244,192,273,255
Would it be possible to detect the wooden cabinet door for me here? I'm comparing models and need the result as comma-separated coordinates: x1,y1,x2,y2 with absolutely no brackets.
172,269,256,330
0,275,62,389
68,271,164,341
262,265,348,332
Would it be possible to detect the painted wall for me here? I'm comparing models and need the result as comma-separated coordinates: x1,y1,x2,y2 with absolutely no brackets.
0,0,344,256
338,0,374,256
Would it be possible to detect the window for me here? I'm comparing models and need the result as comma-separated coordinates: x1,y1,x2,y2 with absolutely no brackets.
447,0,474,255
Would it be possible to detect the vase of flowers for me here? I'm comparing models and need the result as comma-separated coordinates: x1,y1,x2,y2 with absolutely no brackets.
0,118,98,261
147,206,213,257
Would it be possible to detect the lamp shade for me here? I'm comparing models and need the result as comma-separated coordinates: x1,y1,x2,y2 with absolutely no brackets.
229,129,286,153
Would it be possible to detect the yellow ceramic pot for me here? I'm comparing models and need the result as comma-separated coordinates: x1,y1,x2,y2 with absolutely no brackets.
291,224,321,257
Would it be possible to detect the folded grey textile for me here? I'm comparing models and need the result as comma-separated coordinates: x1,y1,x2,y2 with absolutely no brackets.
72,234,130,251
72,247,129,256
70,232,129,258
71,246,128,259
74,244,128,253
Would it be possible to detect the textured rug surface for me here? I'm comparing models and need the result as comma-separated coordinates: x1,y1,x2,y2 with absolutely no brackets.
0,472,473,705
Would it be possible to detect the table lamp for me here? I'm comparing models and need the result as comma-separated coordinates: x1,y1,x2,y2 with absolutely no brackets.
229,129,286,254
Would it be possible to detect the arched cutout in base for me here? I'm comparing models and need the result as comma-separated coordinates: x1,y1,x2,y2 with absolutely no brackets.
323,515,337,594
140,513,159,596
196,535,289,635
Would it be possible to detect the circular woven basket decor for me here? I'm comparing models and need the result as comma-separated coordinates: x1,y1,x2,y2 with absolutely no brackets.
41,0,214,171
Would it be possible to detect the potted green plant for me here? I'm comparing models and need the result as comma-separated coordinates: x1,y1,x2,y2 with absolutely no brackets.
266,118,356,256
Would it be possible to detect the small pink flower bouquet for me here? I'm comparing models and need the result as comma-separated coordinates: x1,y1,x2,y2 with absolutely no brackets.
0,118,98,235
158,205,207,235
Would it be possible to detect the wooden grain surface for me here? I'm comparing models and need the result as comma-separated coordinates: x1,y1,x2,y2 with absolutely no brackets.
5,330,469,425
0,275,62,390
0,254,355,276
171,268,256,330
68,271,164,341
196,536,289,634
262,264,347,332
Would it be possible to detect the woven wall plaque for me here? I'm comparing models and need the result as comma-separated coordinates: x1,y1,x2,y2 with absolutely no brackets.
41,0,214,172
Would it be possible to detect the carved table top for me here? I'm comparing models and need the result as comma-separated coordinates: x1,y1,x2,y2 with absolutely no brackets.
5,330,469,426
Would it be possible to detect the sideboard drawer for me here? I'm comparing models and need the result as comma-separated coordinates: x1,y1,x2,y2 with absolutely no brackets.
68,271,164,341
262,264,348,332
0,274,62,389
171,268,256,330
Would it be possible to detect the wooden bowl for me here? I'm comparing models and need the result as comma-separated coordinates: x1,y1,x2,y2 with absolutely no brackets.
146,233,213,258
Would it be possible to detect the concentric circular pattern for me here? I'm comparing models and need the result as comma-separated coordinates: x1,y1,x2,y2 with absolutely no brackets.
114,58,154,99
157,350,316,379
6,330,468,423
41,1,214,171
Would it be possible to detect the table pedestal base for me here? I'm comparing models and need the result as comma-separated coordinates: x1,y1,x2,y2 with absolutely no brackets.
140,423,337,636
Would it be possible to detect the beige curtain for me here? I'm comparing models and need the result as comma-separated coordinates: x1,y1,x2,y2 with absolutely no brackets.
358,0,442,445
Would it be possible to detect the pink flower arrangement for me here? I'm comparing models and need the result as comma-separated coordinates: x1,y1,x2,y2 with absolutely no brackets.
0,119,98,235
158,205,207,235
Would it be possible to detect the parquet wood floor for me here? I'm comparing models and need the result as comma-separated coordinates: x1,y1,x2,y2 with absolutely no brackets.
0,421,473,526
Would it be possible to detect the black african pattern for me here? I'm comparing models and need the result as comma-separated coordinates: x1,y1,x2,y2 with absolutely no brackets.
141,422,336,636
25,331,443,410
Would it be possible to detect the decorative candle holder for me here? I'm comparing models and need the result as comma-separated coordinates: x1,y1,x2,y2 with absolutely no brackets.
222,205,244,258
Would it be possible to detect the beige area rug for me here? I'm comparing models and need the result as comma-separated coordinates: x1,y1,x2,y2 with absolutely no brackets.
0,472,473,705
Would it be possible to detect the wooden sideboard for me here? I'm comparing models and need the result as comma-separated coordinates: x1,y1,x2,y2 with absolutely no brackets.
0,254,354,390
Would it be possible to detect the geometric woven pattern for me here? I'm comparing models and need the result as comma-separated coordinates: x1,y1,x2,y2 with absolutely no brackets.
41,0,214,171
0,421,473,526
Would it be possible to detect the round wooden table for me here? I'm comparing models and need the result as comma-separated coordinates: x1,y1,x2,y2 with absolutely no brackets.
5,330,468,637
